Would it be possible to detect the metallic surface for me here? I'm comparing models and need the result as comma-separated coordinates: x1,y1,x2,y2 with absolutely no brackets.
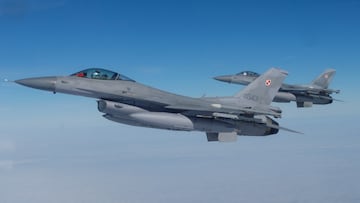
16,68,297,142
214,69,340,108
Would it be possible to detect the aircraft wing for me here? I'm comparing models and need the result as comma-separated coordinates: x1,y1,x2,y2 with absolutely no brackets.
281,84,340,94
166,68,286,118
165,103,281,118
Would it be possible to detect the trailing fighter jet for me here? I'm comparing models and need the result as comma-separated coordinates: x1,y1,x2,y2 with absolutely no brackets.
16,68,298,142
214,69,340,107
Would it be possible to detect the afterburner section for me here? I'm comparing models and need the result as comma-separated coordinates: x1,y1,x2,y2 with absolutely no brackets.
71,68,135,81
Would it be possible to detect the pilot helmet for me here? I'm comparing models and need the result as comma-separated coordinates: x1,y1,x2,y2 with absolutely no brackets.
92,70,100,78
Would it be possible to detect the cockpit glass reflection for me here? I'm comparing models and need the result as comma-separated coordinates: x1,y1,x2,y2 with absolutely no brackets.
71,68,135,81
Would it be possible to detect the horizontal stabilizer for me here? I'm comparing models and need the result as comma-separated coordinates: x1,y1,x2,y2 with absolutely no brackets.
206,132,237,142
267,123,303,134
333,98,344,102
332,89,341,94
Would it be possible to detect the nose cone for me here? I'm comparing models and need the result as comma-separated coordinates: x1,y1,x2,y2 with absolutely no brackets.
213,75,232,83
15,76,57,92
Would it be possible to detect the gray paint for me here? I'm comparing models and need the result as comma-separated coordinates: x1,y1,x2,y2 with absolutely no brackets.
214,69,340,108
16,68,295,142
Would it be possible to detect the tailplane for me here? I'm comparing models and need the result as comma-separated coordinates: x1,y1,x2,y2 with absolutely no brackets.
235,68,288,106
311,69,336,89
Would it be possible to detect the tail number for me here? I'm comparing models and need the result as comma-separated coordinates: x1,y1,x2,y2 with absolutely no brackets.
243,93,266,105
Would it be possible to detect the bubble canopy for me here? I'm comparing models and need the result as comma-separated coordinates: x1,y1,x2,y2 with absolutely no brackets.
71,68,135,81
236,71,260,77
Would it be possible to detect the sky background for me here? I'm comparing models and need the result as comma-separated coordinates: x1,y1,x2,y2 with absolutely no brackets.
1,0,360,202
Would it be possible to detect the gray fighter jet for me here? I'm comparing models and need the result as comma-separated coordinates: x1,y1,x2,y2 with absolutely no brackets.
16,68,297,142
214,69,340,107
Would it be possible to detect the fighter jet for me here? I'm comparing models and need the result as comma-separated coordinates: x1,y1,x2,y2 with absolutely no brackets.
16,67,297,142
214,69,340,107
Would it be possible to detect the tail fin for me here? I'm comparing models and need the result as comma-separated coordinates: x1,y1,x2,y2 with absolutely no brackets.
311,69,336,89
235,68,288,106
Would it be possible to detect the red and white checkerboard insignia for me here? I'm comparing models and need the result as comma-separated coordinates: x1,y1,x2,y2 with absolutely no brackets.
265,79,271,86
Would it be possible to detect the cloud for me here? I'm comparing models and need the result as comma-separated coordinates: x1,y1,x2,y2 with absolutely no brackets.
0,159,46,170
0,140,15,152
0,160,14,170
0,160,13,170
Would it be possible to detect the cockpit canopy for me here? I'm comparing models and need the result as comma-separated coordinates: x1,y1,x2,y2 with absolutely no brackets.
71,68,135,81
236,71,260,77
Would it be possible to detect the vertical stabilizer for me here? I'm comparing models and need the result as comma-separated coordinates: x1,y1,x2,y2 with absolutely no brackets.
235,68,288,106
311,69,336,89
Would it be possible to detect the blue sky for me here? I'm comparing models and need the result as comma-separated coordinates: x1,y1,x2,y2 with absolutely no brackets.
1,0,360,202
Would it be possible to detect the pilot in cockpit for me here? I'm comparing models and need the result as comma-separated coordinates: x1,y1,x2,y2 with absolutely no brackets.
76,72,87,77
91,70,101,79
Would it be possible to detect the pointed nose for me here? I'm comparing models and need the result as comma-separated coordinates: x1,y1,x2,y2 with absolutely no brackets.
15,76,57,92
213,75,232,83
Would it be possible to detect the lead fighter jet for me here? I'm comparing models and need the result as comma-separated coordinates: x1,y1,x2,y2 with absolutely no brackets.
214,69,340,107
16,68,297,142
